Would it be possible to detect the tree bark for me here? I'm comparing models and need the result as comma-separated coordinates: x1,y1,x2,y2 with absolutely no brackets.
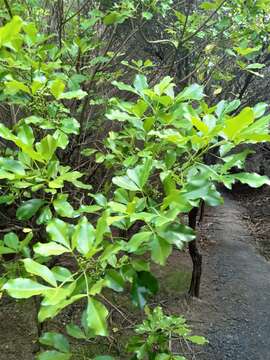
188,206,202,297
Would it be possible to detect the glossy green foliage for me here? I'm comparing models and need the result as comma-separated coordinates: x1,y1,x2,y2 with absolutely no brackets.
0,3,270,359
127,306,208,359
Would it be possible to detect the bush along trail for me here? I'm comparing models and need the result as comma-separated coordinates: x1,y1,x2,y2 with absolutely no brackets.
1,15,270,360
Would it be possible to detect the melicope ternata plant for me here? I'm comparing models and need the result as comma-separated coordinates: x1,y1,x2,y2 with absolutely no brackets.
0,14,270,360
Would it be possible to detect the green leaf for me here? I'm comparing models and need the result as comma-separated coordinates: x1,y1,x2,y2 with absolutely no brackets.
39,332,70,353
177,84,204,102
34,242,71,256
12,135,45,162
126,231,152,252
134,74,148,94
53,130,69,149
91,193,108,207
53,196,75,218
37,351,71,360
41,283,75,307
49,171,83,189
113,159,153,192
0,245,15,255
23,259,57,287
105,269,125,292
3,278,51,299
103,11,123,25
151,235,172,265
72,217,95,255
234,45,261,56
131,259,150,272
131,271,158,308
216,100,241,118
183,177,223,206
231,172,270,188
89,279,108,296
127,158,153,189
66,324,86,339
221,149,253,173
112,175,140,191
95,210,109,246
36,135,58,161
59,89,87,100
17,125,34,146
3,232,19,250
253,103,268,118
240,114,270,137
60,118,80,135
5,80,30,95
157,223,195,249
23,22,38,42
154,76,174,97
246,63,265,70
51,266,73,283
20,231,33,246
192,117,209,134
0,123,13,140
16,199,45,220
223,108,254,140
50,79,65,99
79,205,102,214
187,335,208,345
200,1,218,10
155,355,171,360
46,218,70,248
106,109,142,129
86,298,108,336
131,99,148,117
37,206,53,225
0,16,23,48
111,80,137,94
38,295,85,322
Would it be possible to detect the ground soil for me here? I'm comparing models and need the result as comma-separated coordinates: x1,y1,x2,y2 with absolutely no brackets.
0,190,270,359
233,185,270,260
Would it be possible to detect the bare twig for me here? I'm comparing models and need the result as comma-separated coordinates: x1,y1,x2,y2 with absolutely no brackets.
182,0,227,45
62,0,91,25
4,0,13,18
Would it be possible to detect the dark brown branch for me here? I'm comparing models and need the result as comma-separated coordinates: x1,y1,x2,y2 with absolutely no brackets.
182,0,227,45
168,0,193,73
79,24,118,125
4,0,13,18
62,0,91,25
188,206,202,297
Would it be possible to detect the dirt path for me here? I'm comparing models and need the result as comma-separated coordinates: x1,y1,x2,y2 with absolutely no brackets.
196,192,270,360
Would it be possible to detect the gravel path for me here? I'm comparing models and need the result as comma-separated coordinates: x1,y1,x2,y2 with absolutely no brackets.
199,193,270,360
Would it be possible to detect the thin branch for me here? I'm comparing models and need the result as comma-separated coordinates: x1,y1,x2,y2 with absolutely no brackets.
203,53,226,87
168,0,193,73
178,59,206,84
182,0,227,45
79,24,118,126
4,0,13,18
102,22,145,70
62,0,91,25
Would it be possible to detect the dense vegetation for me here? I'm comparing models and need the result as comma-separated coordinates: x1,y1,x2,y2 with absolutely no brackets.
0,1,270,359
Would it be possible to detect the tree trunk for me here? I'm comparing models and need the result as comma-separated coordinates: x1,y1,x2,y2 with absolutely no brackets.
188,206,202,297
